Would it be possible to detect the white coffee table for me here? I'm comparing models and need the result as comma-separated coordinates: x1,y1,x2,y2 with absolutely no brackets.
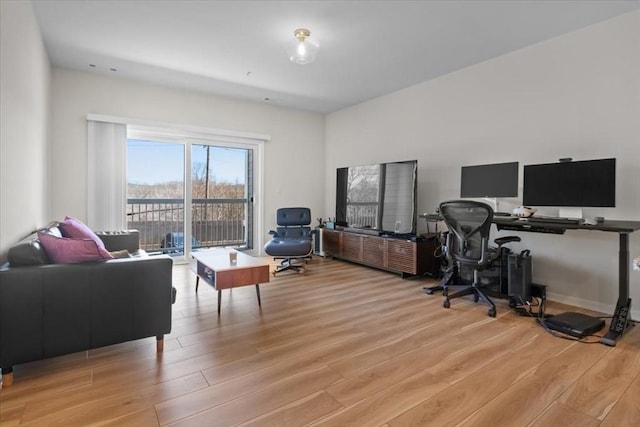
191,249,270,315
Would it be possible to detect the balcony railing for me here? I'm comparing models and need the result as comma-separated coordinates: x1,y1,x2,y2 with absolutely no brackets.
346,202,379,228
127,198,246,254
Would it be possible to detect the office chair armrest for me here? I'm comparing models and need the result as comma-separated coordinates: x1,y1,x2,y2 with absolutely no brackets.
268,230,279,237
494,236,521,246
478,237,489,265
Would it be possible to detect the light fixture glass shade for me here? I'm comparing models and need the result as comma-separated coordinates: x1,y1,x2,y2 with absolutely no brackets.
286,28,319,65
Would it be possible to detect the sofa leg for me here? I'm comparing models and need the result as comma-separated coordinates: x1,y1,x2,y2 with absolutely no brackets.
156,336,164,352
2,367,13,387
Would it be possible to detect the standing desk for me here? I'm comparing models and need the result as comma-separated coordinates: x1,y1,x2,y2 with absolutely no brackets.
420,213,640,346
493,217,640,346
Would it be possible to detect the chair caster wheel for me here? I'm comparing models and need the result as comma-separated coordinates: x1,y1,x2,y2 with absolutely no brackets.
488,308,496,317
473,294,480,303
271,271,277,276
443,299,450,309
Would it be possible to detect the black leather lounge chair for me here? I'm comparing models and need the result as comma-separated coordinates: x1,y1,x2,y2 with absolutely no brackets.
264,207,314,275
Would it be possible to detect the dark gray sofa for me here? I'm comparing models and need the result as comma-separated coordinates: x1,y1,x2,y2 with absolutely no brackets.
0,223,174,386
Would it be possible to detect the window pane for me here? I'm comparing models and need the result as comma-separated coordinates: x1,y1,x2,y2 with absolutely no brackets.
127,139,185,254
191,144,249,249
128,139,184,197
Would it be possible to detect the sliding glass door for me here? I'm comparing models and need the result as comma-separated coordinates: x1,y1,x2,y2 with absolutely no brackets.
127,138,187,255
191,143,253,252
126,135,257,260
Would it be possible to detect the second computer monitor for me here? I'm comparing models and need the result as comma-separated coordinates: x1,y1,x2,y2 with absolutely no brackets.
460,161,519,198
523,158,615,208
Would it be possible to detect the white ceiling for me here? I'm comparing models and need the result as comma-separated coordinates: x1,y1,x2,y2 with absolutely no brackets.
32,0,639,114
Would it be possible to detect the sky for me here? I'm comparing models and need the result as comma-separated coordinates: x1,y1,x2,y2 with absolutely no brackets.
127,139,247,185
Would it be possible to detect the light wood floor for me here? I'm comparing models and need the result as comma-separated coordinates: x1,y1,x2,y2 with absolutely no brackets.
1,257,639,426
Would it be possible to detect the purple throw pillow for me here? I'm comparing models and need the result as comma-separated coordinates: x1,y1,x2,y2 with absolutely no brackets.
37,231,113,264
58,216,106,249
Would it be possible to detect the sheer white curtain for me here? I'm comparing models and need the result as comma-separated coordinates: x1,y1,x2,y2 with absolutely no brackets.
87,120,127,230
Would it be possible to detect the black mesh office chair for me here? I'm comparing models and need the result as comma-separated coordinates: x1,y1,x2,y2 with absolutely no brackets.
439,200,521,317
264,207,314,275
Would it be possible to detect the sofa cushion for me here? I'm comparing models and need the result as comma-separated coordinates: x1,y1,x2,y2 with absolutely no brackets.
96,231,140,253
8,238,51,266
59,216,107,250
37,232,113,264
7,222,62,267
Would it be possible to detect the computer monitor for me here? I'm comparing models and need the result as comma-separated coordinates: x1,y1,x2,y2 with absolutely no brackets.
523,158,615,218
460,161,519,198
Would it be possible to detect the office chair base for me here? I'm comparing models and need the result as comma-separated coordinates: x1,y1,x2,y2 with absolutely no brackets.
443,284,497,317
424,266,455,295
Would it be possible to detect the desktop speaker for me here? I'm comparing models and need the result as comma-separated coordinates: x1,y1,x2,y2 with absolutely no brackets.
508,250,532,303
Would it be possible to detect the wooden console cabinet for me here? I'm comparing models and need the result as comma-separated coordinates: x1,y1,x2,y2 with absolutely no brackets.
321,228,438,277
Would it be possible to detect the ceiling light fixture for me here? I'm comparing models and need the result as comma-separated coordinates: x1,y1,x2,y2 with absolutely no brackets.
286,28,319,65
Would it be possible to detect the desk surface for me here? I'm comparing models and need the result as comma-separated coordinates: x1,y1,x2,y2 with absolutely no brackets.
419,213,640,233
493,217,640,233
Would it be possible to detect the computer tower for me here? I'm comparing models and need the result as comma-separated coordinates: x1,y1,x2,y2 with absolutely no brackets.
508,250,532,303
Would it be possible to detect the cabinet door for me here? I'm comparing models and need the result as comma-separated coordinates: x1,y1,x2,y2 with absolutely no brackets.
362,236,384,266
386,239,416,274
342,233,363,261
322,229,342,256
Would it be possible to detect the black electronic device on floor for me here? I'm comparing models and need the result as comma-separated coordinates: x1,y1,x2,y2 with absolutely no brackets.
507,250,532,303
543,312,605,338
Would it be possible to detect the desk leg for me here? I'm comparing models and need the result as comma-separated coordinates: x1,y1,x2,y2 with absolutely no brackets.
195,276,199,292
601,298,632,346
218,289,222,316
618,233,629,301
256,284,261,307
600,232,632,347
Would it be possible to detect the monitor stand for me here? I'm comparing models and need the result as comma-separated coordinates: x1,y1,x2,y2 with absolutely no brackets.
559,207,583,220
483,197,498,212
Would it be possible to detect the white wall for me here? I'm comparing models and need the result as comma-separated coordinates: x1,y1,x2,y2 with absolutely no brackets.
0,0,51,260
49,69,325,250
3,1,638,319
326,11,640,318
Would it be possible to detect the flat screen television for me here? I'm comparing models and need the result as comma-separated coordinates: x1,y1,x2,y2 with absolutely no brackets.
336,160,417,234
523,158,616,208
460,161,519,198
